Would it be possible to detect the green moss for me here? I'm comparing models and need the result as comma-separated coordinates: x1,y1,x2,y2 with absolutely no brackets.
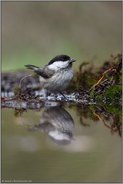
93,84,122,124
106,85,121,98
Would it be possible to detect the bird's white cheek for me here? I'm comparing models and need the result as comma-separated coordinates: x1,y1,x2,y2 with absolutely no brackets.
48,61,69,70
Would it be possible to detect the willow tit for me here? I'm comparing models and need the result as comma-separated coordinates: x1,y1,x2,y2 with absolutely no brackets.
25,55,76,94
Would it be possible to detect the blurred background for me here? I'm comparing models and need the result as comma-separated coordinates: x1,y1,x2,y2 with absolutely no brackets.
2,1,122,71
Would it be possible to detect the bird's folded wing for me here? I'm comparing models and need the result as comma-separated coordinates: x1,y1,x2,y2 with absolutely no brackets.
35,67,55,79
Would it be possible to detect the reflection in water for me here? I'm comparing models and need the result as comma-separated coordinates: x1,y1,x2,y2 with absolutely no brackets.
30,105,74,145
2,101,122,182
10,100,121,138
2,97,121,138
75,104,122,136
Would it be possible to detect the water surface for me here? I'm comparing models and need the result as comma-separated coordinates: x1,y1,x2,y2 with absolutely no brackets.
2,103,121,182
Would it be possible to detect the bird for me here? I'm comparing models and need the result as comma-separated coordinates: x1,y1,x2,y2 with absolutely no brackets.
25,55,76,96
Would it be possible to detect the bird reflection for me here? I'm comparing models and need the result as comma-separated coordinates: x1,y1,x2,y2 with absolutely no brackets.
31,105,75,145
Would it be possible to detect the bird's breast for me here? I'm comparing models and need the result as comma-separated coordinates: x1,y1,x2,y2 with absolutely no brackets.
44,69,73,91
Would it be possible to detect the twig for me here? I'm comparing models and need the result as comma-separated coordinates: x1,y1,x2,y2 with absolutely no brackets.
89,67,115,92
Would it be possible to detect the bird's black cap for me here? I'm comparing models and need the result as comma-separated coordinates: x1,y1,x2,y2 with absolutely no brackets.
48,55,70,65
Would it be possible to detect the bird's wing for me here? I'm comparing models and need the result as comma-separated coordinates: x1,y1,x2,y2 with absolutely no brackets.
25,64,55,79
36,67,55,79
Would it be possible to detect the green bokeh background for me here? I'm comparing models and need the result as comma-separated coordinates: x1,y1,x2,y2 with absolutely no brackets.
2,1,122,71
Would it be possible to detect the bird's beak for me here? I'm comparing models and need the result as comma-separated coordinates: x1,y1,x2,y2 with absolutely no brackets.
70,58,76,63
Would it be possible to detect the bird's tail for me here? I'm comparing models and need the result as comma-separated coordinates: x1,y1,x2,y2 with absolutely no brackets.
25,64,39,71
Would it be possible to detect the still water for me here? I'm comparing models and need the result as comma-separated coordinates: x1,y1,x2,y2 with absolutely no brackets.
2,102,122,182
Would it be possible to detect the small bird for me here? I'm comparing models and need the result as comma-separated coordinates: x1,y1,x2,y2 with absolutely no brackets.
25,55,76,95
